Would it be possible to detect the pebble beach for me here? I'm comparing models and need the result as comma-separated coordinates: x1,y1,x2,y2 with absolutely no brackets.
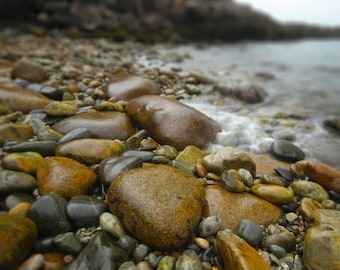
0,30,340,270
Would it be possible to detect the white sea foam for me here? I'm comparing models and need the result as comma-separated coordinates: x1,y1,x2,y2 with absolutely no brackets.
182,100,274,153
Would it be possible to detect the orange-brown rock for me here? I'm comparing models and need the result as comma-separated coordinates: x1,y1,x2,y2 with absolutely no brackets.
0,213,37,270
205,184,282,232
107,164,206,250
249,153,290,175
11,58,48,83
0,81,50,113
0,123,33,145
290,160,340,193
125,95,221,150
216,230,271,270
56,138,124,164
53,111,135,140
8,202,31,218
36,156,97,199
104,75,160,100
2,152,43,174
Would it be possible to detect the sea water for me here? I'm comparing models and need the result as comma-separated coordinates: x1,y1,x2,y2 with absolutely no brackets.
140,39,340,166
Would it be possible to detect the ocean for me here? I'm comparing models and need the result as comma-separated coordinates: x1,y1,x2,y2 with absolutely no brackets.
142,39,340,168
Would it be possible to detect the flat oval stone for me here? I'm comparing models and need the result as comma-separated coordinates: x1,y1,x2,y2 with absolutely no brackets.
291,180,329,202
37,156,96,199
27,192,72,236
11,58,48,83
290,160,340,193
56,138,124,165
2,140,59,156
0,170,36,195
175,255,203,270
2,152,43,174
198,216,221,238
238,219,263,247
0,123,33,145
44,101,78,117
53,111,135,141
104,75,160,101
4,193,35,210
26,83,63,99
66,195,107,228
64,231,129,270
263,230,296,252
98,156,143,186
99,212,125,239
270,140,305,162
125,95,221,150
59,128,93,144
216,230,271,270
205,185,281,232
0,213,37,270
0,81,50,113
202,146,256,176
251,184,295,205
107,164,206,250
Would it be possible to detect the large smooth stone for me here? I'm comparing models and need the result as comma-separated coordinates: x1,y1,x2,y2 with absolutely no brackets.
202,146,256,176
0,213,37,270
107,164,206,250
290,160,340,193
205,185,282,232
56,138,124,165
0,169,36,195
0,123,33,145
53,111,135,140
65,231,129,270
0,81,50,113
66,195,107,228
104,75,160,100
216,230,271,270
125,95,221,150
291,180,329,202
270,140,305,162
11,58,48,83
2,140,59,157
36,156,96,199
27,192,72,236
304,209,340,270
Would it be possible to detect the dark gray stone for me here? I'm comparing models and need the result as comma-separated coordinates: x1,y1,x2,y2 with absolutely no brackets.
238,219,263,247
270,140,305,162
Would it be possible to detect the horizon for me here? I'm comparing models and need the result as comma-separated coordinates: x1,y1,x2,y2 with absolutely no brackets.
236,0,340,27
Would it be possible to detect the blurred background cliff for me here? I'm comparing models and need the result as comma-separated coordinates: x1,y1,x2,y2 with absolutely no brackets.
1,0,340,42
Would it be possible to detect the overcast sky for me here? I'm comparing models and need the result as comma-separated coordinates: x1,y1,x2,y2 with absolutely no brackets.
236,0,340,27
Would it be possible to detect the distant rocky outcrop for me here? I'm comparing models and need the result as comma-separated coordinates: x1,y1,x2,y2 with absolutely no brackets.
1,0,339,42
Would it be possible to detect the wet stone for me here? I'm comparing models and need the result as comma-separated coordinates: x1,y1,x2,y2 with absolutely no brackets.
299,197,324,221
99,212,125,239
202,146,256,176
2,140,59,157
0,81,50,113
98,156,143,186
27,192,72,236
238,219,263,247
53,111,135,141
53,232,83,254
0,169,36,195
221,169,246,193
26,83,63,99
0,213,37,270
58,127,93,144
175,255,203,270
205,185,282,232
303,209,340,270
270,140,305,162
44,101,78,117
238,168,254,187
37,156,96,199
291,180,329,202
125,95,221,150
175,145,209,171
104,75,160,101
263,230,296,252
274,167,295,182
56,138,124,165
66,195,107,228
4,193,35,210
0,123,33,146
290,160,340,193
107,164,206,250
250,184,295,205
216,230,271,270
153,145,178,160
198,216,221,237
115,235,138,256
122,150,154,162
17,253,44,270
125,130,148,150
119,261,138,270
11,58,48,83
65,231,129,270
2,151,43,175
157,255,175,270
